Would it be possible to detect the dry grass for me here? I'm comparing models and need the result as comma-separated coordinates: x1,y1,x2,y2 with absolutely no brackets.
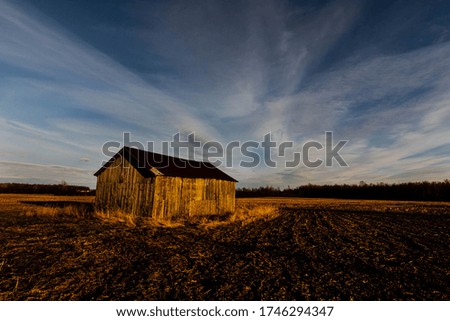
93,199,281,229
24,204,92,218
137,202,280,229
15,194,449,227
96,209,140,226
96,210,185,228
228,204,279,224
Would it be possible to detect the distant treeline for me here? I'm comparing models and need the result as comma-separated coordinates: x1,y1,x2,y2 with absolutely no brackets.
0,183,95,196
236,180,450,201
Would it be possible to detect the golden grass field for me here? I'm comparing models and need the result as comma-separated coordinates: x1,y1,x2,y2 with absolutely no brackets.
0,194,449,300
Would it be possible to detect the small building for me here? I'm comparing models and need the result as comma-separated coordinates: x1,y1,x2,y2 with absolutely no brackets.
94,146,237,219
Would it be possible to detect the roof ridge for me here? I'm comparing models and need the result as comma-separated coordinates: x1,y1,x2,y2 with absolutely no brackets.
95,146,237,182
123,146,214,166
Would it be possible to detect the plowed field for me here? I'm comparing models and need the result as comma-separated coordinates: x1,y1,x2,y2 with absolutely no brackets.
0,195,448,300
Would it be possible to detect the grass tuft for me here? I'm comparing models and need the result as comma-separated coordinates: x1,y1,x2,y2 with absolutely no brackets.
24,204,92,219
94,202,280,229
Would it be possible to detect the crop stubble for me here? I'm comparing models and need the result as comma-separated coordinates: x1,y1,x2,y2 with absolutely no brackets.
0,195,448,300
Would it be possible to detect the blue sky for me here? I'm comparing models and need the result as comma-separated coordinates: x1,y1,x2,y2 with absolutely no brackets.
1,0,450,188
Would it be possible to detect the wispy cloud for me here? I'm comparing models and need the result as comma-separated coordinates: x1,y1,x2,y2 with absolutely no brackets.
1,0,450,187
0,0,224,185
0,0,221,138
137,0,362,139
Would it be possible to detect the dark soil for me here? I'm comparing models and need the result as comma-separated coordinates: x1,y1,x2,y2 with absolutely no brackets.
0,198,449,300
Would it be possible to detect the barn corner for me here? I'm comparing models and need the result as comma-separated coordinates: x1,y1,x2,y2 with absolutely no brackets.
94,146,237,221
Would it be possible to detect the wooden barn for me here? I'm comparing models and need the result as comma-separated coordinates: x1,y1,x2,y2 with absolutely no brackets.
94,146,237,219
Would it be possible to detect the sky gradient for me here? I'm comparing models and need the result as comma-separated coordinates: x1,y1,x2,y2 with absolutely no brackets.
1,0,450,188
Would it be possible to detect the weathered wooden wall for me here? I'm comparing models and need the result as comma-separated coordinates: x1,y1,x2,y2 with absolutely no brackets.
95,157,155,217
151,176,235,219
95,156,236,219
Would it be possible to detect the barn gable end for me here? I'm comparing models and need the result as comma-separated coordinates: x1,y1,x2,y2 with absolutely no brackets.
94,147,236,219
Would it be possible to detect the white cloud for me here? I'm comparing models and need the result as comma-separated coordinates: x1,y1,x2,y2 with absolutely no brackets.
0,0,221,140
1,0,450,187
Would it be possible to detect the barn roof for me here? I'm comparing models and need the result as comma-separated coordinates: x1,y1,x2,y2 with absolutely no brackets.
94,146,237,182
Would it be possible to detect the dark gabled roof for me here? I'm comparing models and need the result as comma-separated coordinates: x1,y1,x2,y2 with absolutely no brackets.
94,146,237,182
